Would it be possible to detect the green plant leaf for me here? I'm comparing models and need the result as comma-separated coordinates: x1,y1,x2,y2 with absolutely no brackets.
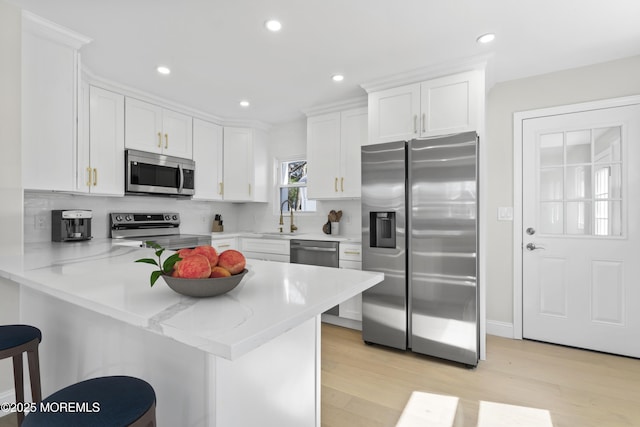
154,248,165,258
150,270,163,287
162,252,182,274
135,258,159,266
144,241,162,250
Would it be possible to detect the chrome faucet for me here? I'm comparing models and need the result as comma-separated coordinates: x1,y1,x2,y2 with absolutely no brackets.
279,200,298,233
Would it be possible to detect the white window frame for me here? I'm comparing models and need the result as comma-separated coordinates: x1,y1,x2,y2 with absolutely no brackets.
273,155,316,215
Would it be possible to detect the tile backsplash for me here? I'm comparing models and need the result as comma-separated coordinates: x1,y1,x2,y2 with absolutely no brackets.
24,192,241,243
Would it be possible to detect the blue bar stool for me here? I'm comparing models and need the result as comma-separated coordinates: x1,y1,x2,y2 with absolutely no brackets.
22,375,156,426
0,325,42,426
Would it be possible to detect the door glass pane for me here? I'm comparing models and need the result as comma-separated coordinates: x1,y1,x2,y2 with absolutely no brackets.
566,201,591,235
566,130,591,164
594,126,621,162
540,202,563,234
540,168,563,200
536,125,623,237
566,165,591,199
539,133,564,166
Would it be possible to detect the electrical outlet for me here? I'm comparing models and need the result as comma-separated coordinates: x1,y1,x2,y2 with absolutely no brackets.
34,215,46,230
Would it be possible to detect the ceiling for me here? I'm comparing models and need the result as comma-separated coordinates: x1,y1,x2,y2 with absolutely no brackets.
9,0,640,125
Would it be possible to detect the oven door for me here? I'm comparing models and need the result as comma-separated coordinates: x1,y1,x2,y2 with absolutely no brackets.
125,149,195,196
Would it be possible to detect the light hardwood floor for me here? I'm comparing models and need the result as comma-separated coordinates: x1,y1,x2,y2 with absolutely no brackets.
321,324,640,427
1,324,638,427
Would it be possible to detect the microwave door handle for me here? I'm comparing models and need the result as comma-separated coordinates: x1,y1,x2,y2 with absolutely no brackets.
177,164,184,193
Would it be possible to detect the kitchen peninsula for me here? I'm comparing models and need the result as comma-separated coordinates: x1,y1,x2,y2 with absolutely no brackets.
0,240,383,426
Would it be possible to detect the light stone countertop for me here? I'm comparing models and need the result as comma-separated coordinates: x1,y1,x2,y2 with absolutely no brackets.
212,231,362,243
0,239,381,360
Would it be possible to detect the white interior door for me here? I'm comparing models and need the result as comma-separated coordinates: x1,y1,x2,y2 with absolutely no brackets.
522,103,640,358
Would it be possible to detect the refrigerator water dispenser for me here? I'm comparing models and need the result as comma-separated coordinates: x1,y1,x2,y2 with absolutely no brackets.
370,212,396,248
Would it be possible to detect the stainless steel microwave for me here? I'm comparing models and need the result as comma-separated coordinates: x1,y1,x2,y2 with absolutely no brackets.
125,149,195,197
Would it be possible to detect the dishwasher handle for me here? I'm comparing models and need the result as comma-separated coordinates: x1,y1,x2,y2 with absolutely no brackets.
291,245,337,252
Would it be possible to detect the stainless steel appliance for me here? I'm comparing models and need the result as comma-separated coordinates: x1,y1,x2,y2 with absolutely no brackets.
52,210,93,242
110,212,211,250
361,131,479,366
125,149,195,197
290,239,340,314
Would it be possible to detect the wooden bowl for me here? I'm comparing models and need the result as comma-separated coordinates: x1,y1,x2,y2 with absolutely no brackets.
162,269,248,297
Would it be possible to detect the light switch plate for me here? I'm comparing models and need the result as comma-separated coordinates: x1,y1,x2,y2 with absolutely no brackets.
497,207,513,221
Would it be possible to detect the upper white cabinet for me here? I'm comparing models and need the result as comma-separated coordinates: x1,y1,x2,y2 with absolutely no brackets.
367,69,483,144
21,12,91,191
192,119,224,200
222,127,268,202
77,85,125,195
125,97,193,159
307,107,367,199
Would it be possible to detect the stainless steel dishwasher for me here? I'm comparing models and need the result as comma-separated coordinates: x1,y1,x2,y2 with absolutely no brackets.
290,239,340,314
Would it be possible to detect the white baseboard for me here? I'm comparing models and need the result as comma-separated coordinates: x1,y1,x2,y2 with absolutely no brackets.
0,388,14,407
486,320,515,338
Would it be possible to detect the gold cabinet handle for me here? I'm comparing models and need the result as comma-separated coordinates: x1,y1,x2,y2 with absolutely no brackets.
334,177,338,192
219,182,224,195
248,183,252,195
86,167,92,187
414,114,418,133
93,168,98,187
344,251,361,255
218,244,230,249
422,113,426,133
341,177,344,192
164,133,169,149
157,132,162,148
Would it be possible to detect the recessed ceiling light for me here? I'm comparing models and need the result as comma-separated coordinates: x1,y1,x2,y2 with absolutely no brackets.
265,20,282,32
476,33,495,44
156,66,171,75
239,100,250,108
332,74,344,82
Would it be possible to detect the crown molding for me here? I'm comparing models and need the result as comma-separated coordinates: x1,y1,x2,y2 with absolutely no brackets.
22,10,92,49
360,54,491,93
301,96,368,117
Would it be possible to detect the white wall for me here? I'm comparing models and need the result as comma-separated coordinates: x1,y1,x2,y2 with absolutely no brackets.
485,54,640,331
0,0,22,400
237,118,362,238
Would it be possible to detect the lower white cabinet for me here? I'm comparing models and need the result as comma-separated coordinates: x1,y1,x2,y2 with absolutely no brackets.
240,238,290,263
211,236,238,253
338,243,363,322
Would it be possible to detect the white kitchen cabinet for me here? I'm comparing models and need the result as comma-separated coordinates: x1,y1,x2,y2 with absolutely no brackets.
211,236,238,253
338,243,363,322
367,69,482,144
240,238,290,263
21,12,90,192
193,119,223,200
307,107,367,199
76,85,125,195
222,127,268,202
125,97,193,159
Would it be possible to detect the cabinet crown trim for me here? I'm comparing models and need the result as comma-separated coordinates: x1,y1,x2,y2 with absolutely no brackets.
302,96,367,117
23,11,92,49
360,56,488,93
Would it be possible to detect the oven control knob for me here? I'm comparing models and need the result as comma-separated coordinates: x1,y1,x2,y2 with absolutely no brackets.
165,215,171,221
125,215,132,221
115,215,123,222
172,215,178,221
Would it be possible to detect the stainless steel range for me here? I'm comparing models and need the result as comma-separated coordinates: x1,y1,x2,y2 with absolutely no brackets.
110,212,211,250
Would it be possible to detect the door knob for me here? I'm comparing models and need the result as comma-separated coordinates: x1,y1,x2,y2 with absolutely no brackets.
526,227,536,235
526,243,545,251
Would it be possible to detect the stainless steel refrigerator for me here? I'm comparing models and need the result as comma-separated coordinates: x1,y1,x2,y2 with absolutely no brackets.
361,131,479,366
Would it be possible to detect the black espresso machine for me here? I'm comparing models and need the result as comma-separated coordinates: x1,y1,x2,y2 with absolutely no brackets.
51,210,93,242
